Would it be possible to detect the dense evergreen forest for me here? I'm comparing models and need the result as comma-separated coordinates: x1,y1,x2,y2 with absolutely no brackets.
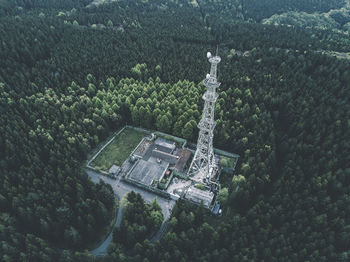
0,0,349,261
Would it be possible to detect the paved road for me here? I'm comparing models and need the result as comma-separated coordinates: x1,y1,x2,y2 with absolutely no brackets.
91,201,126,256
115,203,124,228
87,169,176,255
87,170,175,219
150,218,170,242
91,228,114,256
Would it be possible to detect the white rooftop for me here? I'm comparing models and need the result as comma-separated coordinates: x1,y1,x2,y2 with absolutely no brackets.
109,165,121,174
185,186,214,208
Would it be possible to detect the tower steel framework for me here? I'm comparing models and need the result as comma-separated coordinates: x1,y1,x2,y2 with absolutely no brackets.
188,51,221,182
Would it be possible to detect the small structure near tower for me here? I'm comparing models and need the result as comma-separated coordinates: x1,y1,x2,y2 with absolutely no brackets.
187,49,221,184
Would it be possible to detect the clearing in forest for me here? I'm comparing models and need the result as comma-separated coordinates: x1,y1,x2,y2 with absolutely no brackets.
90,127,145,171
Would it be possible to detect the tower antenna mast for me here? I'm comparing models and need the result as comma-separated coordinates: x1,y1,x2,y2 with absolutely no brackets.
187,50,221,182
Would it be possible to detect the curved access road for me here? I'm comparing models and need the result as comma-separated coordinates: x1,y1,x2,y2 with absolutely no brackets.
87,169,176,256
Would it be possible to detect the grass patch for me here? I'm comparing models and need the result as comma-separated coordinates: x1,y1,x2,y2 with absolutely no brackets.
91,128,145,171
194,183,206,190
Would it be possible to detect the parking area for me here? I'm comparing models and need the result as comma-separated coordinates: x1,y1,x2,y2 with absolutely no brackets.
87,169,176,220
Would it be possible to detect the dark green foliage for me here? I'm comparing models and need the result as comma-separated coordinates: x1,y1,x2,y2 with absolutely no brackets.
1,0,91,11
242,0,345,21
330,11,350,26
113,192,163,249
1,0,350,261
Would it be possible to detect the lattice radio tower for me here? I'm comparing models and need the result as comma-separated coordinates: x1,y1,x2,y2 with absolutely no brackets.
188,49,221,182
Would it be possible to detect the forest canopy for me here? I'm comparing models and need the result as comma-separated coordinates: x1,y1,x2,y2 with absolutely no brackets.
0,0,349,261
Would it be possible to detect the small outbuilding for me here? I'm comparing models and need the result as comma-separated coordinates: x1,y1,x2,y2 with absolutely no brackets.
109,165,121,176
184,186,214,208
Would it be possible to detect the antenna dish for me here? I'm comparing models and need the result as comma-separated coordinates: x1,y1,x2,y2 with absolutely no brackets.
207,52,212,58
206,74,210,79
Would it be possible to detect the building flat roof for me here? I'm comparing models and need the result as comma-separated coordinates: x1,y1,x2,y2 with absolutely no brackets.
154,137,176,150
128,159,168,186
175,148,191,171
152,149,179,165
185,186,214,208
109,165,121,174
142,144,173,161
